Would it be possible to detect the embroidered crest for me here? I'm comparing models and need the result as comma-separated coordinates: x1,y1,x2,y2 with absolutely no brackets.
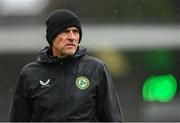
75,76,90,90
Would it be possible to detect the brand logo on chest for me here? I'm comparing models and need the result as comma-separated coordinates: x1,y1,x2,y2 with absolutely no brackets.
40,79,50,88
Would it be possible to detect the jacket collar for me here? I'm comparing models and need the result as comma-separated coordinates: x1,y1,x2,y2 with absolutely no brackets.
37,46,86,64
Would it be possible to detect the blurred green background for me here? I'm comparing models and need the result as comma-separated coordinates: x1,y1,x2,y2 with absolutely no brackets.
0,0,180,121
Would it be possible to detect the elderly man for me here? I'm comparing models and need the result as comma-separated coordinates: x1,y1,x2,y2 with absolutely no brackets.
10,9,123,122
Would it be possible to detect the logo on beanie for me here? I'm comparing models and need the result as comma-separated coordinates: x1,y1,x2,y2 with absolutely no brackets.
75,76,90,90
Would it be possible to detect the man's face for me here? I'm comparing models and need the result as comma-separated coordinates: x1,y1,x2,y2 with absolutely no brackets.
52,27,80,58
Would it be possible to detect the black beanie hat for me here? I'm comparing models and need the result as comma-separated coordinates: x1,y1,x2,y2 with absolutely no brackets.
46,9,82,45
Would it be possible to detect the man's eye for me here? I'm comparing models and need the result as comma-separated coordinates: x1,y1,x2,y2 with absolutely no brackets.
74,30,79,33
73,30,79,34
64,30,69,33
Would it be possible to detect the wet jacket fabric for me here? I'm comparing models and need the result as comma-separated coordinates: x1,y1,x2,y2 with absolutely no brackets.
10,46,123,122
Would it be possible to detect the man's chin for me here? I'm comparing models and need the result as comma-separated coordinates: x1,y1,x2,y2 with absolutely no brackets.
64,50,76,57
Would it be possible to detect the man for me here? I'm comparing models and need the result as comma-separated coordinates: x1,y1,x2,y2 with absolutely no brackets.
10,9,123,122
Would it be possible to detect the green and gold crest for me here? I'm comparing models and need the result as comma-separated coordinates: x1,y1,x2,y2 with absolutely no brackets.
75,76,90,90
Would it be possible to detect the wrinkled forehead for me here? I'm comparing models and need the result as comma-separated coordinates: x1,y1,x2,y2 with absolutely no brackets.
61,27,80,34
65,26,79,31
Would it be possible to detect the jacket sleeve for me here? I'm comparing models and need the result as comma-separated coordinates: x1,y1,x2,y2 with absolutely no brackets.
9,70,33,121
97,64,123,122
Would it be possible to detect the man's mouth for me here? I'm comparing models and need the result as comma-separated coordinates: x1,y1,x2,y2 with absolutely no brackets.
65,44,76,48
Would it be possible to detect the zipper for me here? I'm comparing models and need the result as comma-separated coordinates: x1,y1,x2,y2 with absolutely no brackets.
58,61,65,121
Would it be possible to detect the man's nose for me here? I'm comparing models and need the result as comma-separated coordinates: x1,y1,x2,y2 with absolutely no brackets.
67,31,76,39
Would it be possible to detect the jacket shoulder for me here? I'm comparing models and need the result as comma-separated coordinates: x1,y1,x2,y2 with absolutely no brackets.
84,55,103,62
21,61,41,73
82,55,105,68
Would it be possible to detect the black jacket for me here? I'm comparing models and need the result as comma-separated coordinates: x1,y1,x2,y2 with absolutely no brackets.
10,46,123,122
